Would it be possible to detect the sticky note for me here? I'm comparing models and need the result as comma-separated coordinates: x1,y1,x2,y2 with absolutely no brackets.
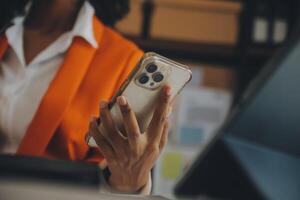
179,126,204,145
161,152,183,180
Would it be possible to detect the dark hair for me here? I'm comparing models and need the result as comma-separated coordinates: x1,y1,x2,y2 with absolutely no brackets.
90,0,129,26
0,0,129,33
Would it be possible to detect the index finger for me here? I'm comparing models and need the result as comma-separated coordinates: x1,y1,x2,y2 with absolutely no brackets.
99,101,126,152
147,85,172,143
117,95,141,148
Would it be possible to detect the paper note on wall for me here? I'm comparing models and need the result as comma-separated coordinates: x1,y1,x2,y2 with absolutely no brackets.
153,87,232,199
153,147,198,199
175,87,232,145
162,152,183,179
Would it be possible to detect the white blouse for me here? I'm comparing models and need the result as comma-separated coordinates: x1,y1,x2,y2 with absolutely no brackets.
0,1,98,154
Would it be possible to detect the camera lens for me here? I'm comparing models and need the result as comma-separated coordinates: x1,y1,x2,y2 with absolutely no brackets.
138,74,149,84
153,73,164,82
146,64,158,73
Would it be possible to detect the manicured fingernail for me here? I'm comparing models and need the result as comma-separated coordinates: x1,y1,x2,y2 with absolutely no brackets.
165,86,172,96
100,101,107,109
117,96,127,106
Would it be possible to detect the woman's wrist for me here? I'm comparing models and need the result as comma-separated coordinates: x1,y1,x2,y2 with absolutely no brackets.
108,174,148,193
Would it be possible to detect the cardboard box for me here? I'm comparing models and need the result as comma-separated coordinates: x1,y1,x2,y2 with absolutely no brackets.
115,0,143,36
202,64,237,91
187,62,237,91
151,0,242,44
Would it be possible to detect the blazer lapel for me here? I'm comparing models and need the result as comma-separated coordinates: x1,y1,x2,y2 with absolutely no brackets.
17,17,104,156
0,36,8,59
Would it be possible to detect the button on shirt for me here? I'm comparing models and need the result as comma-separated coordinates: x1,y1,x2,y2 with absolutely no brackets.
0,1,98,154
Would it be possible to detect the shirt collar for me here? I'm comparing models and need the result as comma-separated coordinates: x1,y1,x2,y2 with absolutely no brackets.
72,1,98,48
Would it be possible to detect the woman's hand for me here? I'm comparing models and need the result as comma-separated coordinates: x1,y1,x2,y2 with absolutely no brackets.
89,85,172,193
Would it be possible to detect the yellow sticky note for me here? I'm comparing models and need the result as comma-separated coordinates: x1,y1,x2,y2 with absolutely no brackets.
161,152,183,180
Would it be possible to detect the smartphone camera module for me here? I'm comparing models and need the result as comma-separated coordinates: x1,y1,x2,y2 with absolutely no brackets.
146,64,158,73
135,61,170,90
138,74,149,84
152,72,164,83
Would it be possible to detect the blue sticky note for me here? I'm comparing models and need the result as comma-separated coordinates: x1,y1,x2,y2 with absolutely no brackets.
178,126,205,145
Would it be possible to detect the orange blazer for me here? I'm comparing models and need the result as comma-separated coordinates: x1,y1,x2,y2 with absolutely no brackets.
0,17,143,164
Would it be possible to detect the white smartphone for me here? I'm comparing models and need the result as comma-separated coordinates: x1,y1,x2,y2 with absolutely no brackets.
86,52,192,147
